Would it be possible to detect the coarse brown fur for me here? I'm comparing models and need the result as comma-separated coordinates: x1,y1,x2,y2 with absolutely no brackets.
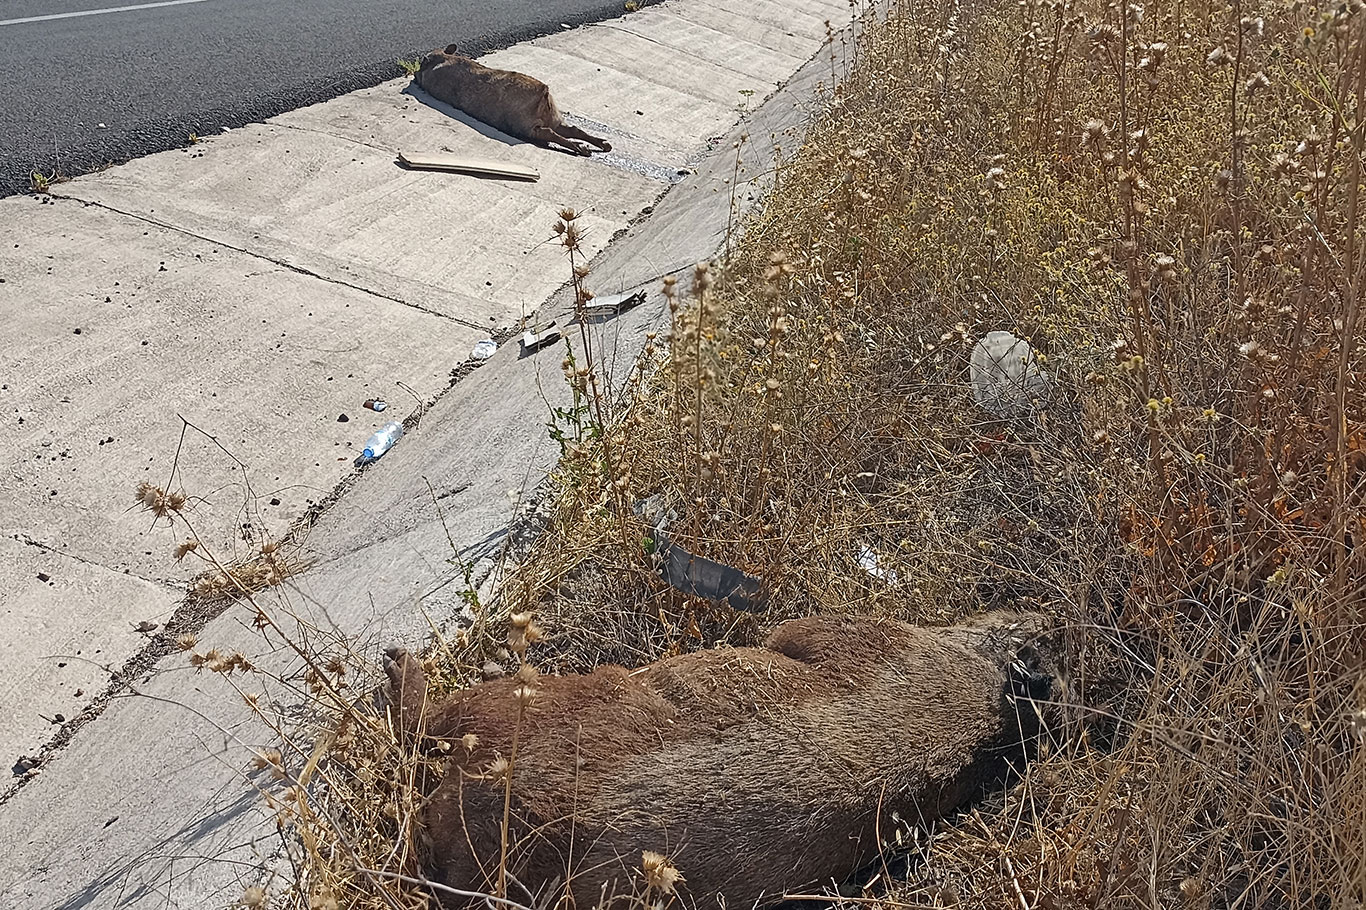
416,45,612,156
385,612,1057,909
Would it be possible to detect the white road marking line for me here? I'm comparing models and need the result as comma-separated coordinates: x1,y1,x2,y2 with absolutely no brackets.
0,0,210,27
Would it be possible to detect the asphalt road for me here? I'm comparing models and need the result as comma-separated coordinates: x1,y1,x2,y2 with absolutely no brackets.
0,0,633,197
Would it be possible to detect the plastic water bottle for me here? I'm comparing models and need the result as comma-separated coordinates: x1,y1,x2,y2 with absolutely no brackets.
354,421,404,467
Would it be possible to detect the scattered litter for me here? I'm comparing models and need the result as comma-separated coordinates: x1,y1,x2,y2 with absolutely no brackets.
856,544,898,583
521,321,563,353
969,330,1054,417
337,413,350,423
97,123,106,129
577,289,647,321
364,398,388,412
355,421,405,467
398,151,539,182
634,493,678,531
634,495,765,611
471,338,498,360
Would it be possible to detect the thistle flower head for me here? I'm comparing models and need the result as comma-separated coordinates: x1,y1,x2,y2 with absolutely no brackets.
641,851,685,895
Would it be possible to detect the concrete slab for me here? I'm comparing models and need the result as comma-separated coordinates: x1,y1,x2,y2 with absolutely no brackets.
484,43,736,156
0,197,479,580
596,10,808,83
0,622,280,910
58,121,657,326
546,22,777,108
0,537,179,770
0,196,481,765
664,2,828,60
688,0,844,44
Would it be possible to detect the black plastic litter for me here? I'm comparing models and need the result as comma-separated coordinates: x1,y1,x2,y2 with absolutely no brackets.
636,494,765,611
654,535,765,612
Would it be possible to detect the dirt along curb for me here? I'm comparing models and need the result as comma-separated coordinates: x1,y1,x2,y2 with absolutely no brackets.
0,1,864,906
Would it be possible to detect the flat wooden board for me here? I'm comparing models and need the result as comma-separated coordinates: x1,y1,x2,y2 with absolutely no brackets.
398,152,540,181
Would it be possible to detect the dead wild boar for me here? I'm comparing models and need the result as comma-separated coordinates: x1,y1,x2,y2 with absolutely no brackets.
385,612,1057,909
415,45,612,156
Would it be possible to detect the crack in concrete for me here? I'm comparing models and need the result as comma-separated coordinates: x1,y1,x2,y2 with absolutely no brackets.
272,119,409,155
15,532,183,591
593,20,805,77
274,109,689,189
273,118,677,183
3,532,190,803
45,194,491,333
0,574,231,805
544,36,771,112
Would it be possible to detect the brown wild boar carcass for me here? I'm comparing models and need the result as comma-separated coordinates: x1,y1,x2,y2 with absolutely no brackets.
416,45,612,156
385,612,1057,909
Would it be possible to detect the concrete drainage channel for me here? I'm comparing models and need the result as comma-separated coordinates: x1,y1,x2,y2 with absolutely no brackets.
0,1,860,905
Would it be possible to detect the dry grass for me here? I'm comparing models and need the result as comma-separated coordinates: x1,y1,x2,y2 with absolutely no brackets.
166,0,1366,906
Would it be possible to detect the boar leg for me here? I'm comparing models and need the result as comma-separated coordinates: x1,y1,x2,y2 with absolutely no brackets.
555,122,612,152
532,125,594,156
383,646,430,742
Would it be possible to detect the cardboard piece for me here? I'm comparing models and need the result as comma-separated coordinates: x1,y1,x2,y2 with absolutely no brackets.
397,152,540,182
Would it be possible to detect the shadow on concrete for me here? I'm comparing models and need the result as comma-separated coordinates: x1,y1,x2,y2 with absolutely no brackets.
53,787,262,910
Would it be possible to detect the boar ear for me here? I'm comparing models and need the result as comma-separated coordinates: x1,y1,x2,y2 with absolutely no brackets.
445,44,459,55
